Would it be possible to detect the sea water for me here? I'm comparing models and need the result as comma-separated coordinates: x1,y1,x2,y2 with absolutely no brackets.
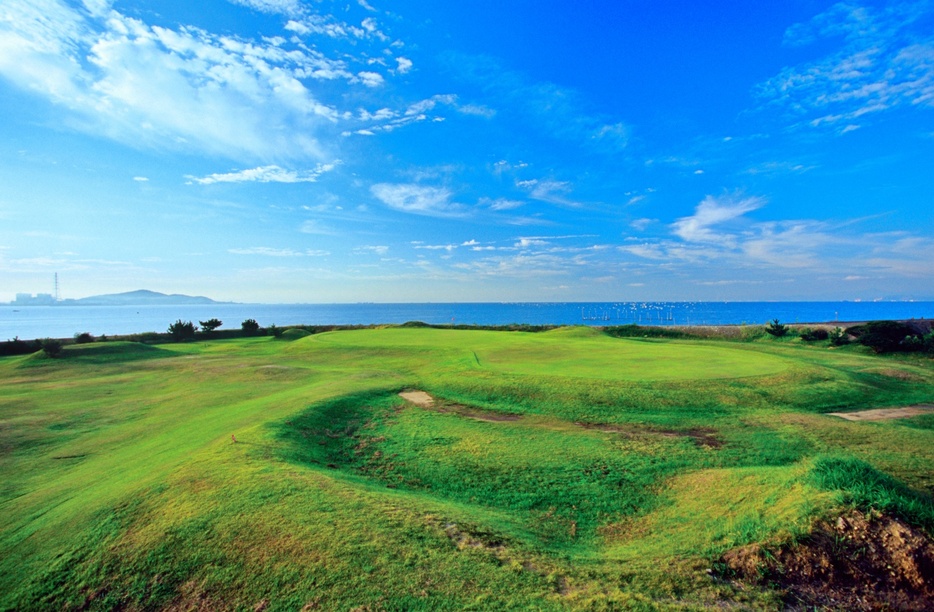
2,302,932,341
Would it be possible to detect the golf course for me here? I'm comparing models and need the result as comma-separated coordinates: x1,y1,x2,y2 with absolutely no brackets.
2,324,934,610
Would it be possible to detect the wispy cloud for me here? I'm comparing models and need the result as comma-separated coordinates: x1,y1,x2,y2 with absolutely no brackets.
671,194,765,243
228,246,329,257
757,1,934,132
447,53,630,152
370,183,463,216
516,179,580,207
186,163,338,185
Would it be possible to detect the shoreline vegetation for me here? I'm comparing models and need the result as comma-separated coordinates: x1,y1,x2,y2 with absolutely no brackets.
3,317,933,357
2,321,933,609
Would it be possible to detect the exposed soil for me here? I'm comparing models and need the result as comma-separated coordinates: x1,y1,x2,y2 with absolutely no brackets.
718,510,934,610
829,404,934,421
574,421,724,448
398,390,521,422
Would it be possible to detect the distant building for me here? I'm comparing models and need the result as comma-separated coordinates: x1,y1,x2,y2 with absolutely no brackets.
13,293,57,305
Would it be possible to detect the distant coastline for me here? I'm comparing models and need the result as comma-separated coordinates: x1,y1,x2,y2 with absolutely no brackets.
3,300,933,342
8,289,226,307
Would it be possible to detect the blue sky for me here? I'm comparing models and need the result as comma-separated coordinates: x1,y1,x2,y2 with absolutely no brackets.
1,0,932,303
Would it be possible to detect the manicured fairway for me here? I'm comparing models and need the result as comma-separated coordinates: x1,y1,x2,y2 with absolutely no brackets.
1,328,933,610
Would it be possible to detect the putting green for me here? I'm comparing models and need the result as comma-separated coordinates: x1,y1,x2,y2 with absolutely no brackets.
310,326,791,381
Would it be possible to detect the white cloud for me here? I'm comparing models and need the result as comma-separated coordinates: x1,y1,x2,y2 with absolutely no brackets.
516,179,580,206
358,0,377,11
356,245,389,255
229,247,315,257
457,104,496,118
671,194,765,243
629,218,654,231
357,71,384,87
395,56,413,74
370,183,463,216
132,176,149,182
229,0,304,18
757,2,934,130
187,163,338,185
0,0,353,162
482,197,524,211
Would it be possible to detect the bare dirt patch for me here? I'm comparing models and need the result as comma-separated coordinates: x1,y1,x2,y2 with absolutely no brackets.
829,404,934,421
574,421,724,448
718,510,934,610
398,390,521,422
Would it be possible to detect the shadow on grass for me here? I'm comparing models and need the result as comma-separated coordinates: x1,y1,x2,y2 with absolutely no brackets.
41,342,176,365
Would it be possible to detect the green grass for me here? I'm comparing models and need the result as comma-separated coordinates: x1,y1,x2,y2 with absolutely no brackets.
2,327,933,610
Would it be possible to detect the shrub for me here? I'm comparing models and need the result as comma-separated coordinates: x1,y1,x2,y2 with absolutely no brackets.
765,319,788,337
899,335,924,352
829,327,849,346
0,337,41,357
40,338,63,358
241,318,260,336
847,320,916,353
74,332,95,344
267,324,284,338
199,318,222,334
800,328,829,342
168,320,197,342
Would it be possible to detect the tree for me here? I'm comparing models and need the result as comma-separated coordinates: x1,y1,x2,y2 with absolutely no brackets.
74,332,95,344
241,318,260,336
765,319,788,337
40,338,63,358
199,318,222,335
168,319,197,342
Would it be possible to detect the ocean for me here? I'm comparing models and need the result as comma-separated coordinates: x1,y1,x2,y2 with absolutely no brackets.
2,301,933,341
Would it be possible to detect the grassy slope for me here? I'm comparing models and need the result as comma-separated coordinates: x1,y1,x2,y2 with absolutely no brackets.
1,329,933,610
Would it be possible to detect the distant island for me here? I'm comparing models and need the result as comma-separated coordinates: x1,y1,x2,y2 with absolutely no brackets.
9,290,223,306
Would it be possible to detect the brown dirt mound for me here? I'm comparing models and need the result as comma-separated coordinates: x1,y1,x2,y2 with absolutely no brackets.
718,510,934,610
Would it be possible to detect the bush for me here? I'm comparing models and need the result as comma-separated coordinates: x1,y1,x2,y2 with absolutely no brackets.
241,318,260,336
847,320,916,353
765,319,788,337
0,337,41,357
267,324,284,338
40,338,63,358
199,318,222,334
800,328,829,342
829,327,849,346
74,332,95,344
168,320,197,342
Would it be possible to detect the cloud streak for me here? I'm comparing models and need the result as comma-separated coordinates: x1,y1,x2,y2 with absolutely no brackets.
187,163,339,185
757,1,934,132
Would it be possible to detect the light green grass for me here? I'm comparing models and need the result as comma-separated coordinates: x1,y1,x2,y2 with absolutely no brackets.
2,327,933,610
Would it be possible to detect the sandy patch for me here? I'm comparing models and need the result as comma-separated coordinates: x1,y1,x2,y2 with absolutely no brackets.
398,390,520,422
828,404,934,421
398,390,434,407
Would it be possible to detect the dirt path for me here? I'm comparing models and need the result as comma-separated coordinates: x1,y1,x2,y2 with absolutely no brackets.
828,404,934,421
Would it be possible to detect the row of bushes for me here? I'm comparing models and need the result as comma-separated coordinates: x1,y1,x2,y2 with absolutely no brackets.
768,319,934,354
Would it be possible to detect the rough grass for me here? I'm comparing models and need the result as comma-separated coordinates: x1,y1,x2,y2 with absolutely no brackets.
1,327,933,610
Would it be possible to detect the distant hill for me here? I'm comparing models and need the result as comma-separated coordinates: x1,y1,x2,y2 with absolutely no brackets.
69,290,221,306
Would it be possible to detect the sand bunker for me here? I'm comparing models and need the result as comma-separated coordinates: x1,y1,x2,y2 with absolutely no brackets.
829,404,934,421
398,390,434,407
